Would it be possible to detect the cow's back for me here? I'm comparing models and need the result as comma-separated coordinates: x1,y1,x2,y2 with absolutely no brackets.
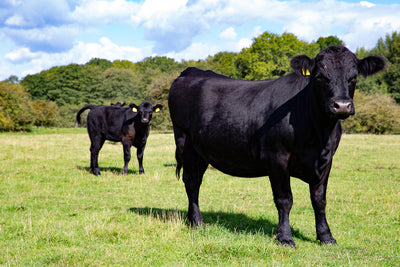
169,68,308,177
169,68,305,132
87,106,133,141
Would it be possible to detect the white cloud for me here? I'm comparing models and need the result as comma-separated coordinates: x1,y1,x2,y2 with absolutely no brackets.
237,38,252,50
1,0,400,80
360,1,375,8
166,42,219,61
132,0,188,28
220,27,237,40
252,26,263,37
73,37,148,62
4,37,151,79
4,25,80,53
5,47,38,63
5,14,26,27
72,0,139,25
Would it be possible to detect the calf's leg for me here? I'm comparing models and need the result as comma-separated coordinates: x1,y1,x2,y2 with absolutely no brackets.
90,137,105,176
136,146,145,174
122,143,131,175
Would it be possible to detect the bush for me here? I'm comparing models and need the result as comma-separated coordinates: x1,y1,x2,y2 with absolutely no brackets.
32,100,60,127
342,91,400,134
59,104,89,128
0,82,35,131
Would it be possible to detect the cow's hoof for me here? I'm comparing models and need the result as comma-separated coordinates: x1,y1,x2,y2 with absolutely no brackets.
319,237,337,245
188,216,204,228
276,238,296,248
90,168,101,176
276,234,296,248
189,220,205,229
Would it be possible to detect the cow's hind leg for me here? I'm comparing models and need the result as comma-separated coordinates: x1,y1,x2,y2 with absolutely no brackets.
310,161,337,245
182,143,208,227
90,137,105,176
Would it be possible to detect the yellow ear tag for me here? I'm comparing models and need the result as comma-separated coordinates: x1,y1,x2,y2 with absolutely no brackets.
132,107,137,112
155,108,160,113
302,68,310,76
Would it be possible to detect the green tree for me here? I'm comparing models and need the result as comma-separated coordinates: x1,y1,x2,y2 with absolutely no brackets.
136,56,181,73
371,32,400,102
355,46,388,95
5,75,19,84
22,72,50,101
235,32,319,80
145,71,180,130
315,36,344,50
206,52,239,78
78,65,104,104
46,64,84,105
113,60,135,69
0,82,35,131
86,58,113,71
103,68,147,103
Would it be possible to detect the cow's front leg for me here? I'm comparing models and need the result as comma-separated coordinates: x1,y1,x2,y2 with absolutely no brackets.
122,143,131,175
137,146,145,174
310,161,337,245
269,163,295,248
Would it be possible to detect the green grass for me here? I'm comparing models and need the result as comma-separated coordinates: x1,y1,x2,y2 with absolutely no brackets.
0,129,399,265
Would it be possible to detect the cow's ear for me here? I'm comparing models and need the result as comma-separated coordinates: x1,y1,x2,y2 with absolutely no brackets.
153,104,163,113
358,56,386,77
129,103,139,113
290,55,315,76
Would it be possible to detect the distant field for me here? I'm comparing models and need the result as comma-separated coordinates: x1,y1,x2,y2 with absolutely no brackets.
0,129,399,265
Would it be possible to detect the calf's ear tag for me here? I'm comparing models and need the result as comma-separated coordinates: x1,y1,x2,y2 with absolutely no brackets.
155,107,160,113
132,107,138,112
302,68,310,76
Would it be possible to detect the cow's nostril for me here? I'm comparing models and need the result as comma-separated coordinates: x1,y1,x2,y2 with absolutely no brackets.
333,102,340,110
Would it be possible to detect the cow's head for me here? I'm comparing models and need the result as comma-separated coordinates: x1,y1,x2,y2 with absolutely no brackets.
130,102,163,124
291,46,386,120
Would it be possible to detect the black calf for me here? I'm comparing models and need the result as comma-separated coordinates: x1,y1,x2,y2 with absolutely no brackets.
76,101,162,175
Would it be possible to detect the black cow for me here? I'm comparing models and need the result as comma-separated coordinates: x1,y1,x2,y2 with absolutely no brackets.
111,102,126,107
168,46,385,247
76,101,162,176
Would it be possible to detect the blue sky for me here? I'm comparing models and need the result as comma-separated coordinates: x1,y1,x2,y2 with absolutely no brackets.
0,0,399,80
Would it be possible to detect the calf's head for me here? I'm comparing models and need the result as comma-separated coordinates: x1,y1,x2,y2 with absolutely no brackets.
130,101,163,124
291,46,386,120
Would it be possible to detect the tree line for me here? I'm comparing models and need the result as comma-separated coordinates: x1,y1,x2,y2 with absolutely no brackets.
1,31,400,133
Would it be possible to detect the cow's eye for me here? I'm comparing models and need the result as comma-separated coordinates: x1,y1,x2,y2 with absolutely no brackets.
315,73,330,83
348,76,357,83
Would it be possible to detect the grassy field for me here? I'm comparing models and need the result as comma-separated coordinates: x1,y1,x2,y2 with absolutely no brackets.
0,128,399,266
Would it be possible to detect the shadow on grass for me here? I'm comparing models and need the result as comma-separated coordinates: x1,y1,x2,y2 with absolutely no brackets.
128,206,314,243
76,166,139,175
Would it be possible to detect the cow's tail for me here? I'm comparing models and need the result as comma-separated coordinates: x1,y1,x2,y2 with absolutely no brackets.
175,148,183,180
76,105,96,125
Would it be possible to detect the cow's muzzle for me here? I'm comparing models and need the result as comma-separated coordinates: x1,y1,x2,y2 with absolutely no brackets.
331,99,355,119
